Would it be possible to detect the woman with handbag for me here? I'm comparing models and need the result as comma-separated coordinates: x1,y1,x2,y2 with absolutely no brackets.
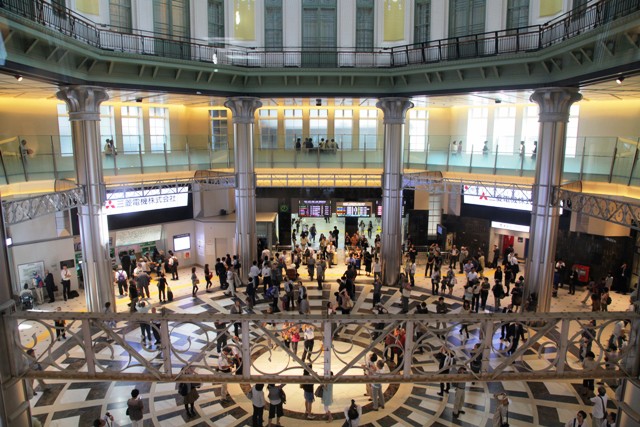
493,392,510,427
191,267,199,297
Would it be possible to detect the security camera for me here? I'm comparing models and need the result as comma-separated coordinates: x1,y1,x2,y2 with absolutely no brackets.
315,98,322,106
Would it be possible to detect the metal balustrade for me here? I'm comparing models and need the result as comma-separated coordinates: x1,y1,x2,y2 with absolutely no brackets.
1,136,639,187
11,309,640,384
0,0,638,69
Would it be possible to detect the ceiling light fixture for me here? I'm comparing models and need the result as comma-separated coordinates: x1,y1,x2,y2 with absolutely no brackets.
15,74,23,82
616,75,625,84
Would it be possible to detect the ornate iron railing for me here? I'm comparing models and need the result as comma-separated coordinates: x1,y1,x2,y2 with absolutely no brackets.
0,0,638,68
12,310,640,384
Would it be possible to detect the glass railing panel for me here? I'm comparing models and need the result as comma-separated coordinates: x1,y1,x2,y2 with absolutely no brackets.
341,149,365,169
165,151,188,173
189,148,212,171
448,151,472,173
495,151,524,177
254,149,272,168
470,149,496,174
405,149,427,170
363,148,384,169
581,137,616,182
563,136,583,182
425,136,453,170
102,153,118,177
273,150,297,168
114,149,143,175
610,137,637,185
211,148,232,169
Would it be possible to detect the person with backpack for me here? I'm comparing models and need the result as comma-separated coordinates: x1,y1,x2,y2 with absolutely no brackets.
177,366,200,418
492,280,505,311
267,383,286,427
114,265,128,297
343,399,362,426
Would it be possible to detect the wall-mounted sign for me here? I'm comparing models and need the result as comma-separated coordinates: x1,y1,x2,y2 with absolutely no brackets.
104,186,189,215
336,201,372,217
464,185,532,211
491,221,530,233
298,200,331,217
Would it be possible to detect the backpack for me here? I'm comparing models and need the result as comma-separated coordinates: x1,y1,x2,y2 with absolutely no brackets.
173,257,179,267
266,287,277,299
178,383,188,396
167,287,174,302
117,271,126,283
348,404,359,420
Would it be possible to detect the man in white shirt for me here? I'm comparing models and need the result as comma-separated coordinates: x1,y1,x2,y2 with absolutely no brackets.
590,386,608,427
114,265,128,296
218,348,232,401
60,264,72,301
249,261,261,287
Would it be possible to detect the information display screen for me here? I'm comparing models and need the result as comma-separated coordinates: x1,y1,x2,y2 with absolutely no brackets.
336,202,372,217
298,200,331,217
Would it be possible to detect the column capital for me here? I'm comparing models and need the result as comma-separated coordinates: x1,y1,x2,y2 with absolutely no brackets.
530,87,582,123
376,97,414,125
56,86,109,121
224,97,263,124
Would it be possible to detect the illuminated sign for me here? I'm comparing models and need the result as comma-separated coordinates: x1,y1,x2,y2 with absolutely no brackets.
336,202,372,217
491,221,530,233
298,200,331,217
463,185,532,212
104,186,189,215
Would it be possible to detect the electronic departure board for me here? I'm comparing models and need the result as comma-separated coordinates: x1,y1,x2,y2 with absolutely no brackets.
298,200,331,217
336,202,372,217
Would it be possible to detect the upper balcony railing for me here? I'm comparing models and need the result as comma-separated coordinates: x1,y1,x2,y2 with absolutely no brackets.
1,0,638,68
1,134,639,188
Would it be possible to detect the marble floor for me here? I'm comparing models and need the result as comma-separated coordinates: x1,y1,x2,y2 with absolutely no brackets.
20,248,632,427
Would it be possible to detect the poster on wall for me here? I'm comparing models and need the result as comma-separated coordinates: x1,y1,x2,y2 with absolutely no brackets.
17,261,44,287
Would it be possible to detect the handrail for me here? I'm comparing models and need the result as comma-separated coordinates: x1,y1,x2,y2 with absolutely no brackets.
0,0,637,68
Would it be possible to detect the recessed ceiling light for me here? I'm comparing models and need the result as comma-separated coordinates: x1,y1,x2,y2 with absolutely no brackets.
616,76,625,84
15,75,23,82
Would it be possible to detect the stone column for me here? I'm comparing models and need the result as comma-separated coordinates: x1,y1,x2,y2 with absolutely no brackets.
526,87,582,312
224,97,262,278
376,97,414,286
57,86,114,313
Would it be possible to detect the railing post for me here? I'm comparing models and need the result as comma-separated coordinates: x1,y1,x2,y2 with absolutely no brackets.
138,142,144,174
113,144,118,176
493,144,499,175
424,139,429,169
208,140,213,169
323,317,332,379
608,144,618,183
556,318,571,374
446,144,451,172
227,142,231,168
242,320,251,379
363,141,367,168
579,138,586,181
494,31,498,54
294,147,298,169
403,321,413,378
519,148,525,177
163,143,168,173
82,318,96,375
469,150,474,173
316,143,320,168
0,150,9,184
186,141,192,172
160,316,172,375
50,136,58,179
629,140,640,186
340,142,343,168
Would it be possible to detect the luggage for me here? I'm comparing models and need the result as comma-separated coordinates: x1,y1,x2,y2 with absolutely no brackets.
167,287,174,302
286,268,297,280
68,290,80,299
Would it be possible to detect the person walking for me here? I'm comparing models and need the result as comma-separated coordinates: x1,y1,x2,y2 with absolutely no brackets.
492,392,509,427
249,383,266,427
191,267,199,297
344,399,362,427
126,388,144,427
320,374,334,422
452,366,467,418
301,367,315,419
